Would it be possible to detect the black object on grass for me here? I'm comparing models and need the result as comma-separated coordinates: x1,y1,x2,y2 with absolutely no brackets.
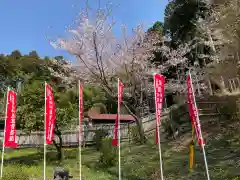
53,167,73,180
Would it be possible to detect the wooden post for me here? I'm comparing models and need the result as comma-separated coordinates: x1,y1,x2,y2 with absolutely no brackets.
229,79,233,92
237,77,240,90
128,123,131,144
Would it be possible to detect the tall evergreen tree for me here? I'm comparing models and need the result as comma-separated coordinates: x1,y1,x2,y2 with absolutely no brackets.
164,0,209,45
11,50,22,59
29,50,39,58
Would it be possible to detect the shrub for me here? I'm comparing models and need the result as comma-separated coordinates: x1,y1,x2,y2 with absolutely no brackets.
99,138,116,168
162,105,183,139
129,125,141,143
2,165,30,180
170,104,189,125
93,129,109,151
216,96,240,121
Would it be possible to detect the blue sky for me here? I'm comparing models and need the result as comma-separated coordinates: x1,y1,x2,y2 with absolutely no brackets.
0,0,168,60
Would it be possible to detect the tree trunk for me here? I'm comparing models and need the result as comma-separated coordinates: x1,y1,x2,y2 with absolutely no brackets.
53,130,63,161
122,102,146,143
100,84,147,144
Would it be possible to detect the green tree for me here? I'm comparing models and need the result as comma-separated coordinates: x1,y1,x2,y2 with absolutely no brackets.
0,50,112,159
164,0,208,45
17,81,78,160
53,89,78,160
29,50,39,58
17,81,45,132
10,50,22,59
83,84,114,113
148,21,163,36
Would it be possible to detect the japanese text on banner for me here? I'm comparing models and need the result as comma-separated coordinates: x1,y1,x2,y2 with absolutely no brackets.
45,84,56,145
186,75,204,146
154,74,165,145
112,79,124,146
4,90,18,148
79,83,84,144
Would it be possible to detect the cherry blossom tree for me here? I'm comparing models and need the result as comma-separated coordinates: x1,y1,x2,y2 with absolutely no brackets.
50,2,159,143
47,58,80,86
150,7,230,95
150,40,207,94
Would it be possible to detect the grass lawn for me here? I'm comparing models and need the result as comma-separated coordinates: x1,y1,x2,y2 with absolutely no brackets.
2,147,114,180
2,117,240,179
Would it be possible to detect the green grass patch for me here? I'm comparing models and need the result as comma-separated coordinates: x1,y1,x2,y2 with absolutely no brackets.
1,119,240,179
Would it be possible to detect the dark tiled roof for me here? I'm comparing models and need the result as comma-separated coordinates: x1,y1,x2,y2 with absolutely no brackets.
89,114,135,121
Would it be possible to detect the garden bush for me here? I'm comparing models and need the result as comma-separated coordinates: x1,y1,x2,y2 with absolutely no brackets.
99,138,116,168
129,125,141,143
93,129,109,151
216,95,240,121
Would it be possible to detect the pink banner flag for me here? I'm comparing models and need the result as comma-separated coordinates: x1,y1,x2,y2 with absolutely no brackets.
45,83,56,145
154,74,165,145
79,82,84,144
112,79,124,146
186,74,204,146
4,90,18,148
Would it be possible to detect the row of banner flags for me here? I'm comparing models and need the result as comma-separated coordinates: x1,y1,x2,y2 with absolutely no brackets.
0,71,210,180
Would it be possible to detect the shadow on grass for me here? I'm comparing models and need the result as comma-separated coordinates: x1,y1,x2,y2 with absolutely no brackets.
5,152,42,166
5,152,63,166
4,148,82,166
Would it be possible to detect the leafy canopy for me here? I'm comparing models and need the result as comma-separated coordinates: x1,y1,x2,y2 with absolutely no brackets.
0,50,114,133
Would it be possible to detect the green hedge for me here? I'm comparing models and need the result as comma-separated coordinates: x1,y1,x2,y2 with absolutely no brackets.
129,125,141,143
93,129,109,151
99,138,117,168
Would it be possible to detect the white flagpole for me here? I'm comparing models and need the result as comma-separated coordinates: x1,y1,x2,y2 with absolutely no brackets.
189,71,210,180
117,78,121,180
78,80,82,180
0,88,9,178
157,122,164,180
44,82,47,180
153,75,164,180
